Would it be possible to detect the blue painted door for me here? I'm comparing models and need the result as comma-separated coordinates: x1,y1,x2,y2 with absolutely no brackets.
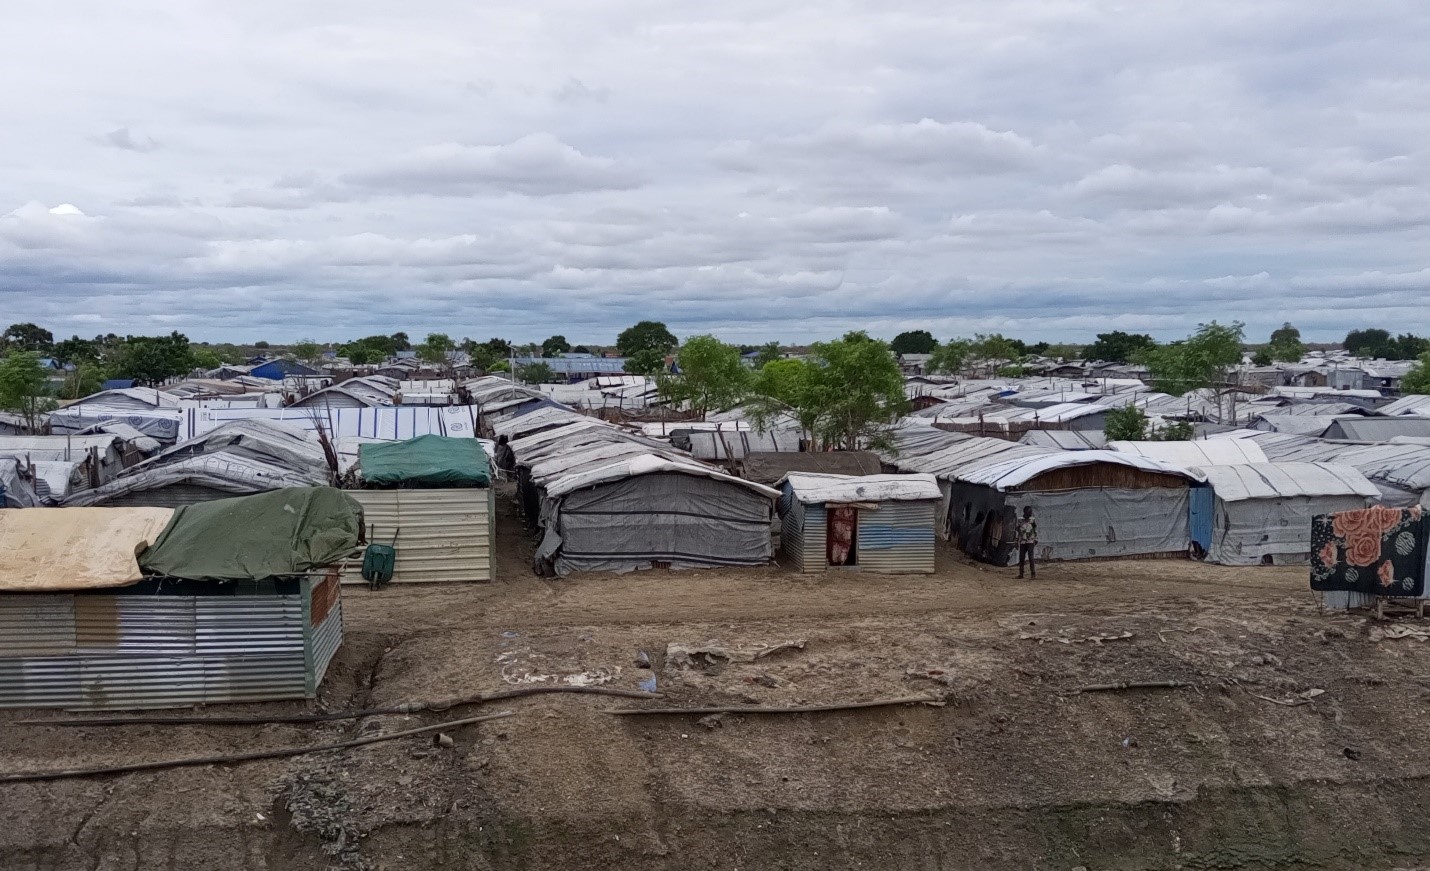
1189,484,1214,555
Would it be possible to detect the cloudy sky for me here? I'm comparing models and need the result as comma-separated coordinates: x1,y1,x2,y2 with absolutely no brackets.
2,1,1427,346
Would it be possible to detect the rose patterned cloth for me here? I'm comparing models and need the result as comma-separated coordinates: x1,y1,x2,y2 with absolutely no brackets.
1310,505,1425,596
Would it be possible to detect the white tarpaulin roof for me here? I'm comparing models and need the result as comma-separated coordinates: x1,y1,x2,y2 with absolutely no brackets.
1108,439,1268,467
1190,462,1380,502
0,507,174,591
545,453,779,499
780,473,942,504
956,450,1204,491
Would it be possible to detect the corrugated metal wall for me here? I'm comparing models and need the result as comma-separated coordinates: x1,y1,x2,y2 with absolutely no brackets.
103,484,238,510
856,501,938,574
307,580,343,695
343,488,494,584
0,590,326,709
781,498,818,573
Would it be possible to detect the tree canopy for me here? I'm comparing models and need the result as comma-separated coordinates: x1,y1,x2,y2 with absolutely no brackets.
925,339,971,375
291,339,322,365
624,348,667,377
804,331,906,451
415,333,456,368
1103,406,1149,441
518,361,556,384
541,335,571,357
1344,328,1430,360
1143,321,1244,396
1,323,54,354
1266,323,1304,363
890,330,937,355
1401,352,1430,395
1085,331,1155,363
616,321,676,358
108,332,195,385
968,333,1021,374
0,351,56,429
753,341,783,369
662,335,750,418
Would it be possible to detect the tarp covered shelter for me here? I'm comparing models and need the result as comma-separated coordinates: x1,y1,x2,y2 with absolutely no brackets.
1189,462,1380,565
0,507,174,590
138,487,363,582
739,450,884,485
777,473,940,573
359,434,490,487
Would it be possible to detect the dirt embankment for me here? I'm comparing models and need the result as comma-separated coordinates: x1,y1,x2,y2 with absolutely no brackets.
3,498,1429,870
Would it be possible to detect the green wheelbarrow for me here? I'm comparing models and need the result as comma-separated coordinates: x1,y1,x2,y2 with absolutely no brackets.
361,524,400,589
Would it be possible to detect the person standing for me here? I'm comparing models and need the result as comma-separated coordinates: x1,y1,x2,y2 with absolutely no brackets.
493,434,517,479
1015,506,1038,579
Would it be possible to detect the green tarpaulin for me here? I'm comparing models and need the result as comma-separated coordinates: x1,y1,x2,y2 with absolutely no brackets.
138,487,363,581
359,435,491,487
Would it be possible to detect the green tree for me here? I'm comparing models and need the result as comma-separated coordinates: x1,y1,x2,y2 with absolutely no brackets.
572,345,592,355
1266,323,1304,363
1104,406,1148,441
1042,343,1084,361
0,352,55,429
969,333,1020,375
58,363,105,400
753,341,783,369
488,360,511,374
890,330,937,355
2,323,54,353
347,345,381,365
291,339,322,365
415,333,456,369
191,348,224,370
624,348,667,377
662,335,750,418
108,332,194,385
1153,420,1195,441
616,321,677,358
541,335,571,357
1143,321,1244,397
1400,351,1430,395
926,339,971,375
1086,331,1156,363
52,336,100,366
1251,349,1273,367
806,332,906,451
517,361,557,384
1345,328,1390,357
747,358,819,444
1391,333,1430,361
253,340,270,349
390,332,411,351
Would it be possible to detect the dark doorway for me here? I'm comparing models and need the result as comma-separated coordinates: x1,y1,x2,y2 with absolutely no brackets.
827,506,858,566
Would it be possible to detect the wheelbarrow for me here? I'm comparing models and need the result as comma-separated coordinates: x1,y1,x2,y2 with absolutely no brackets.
361,523,400,590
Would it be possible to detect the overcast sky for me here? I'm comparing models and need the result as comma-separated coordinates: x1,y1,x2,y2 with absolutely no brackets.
2,1,1427,346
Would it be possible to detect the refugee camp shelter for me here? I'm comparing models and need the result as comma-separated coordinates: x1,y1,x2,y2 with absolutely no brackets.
1189,462,1380,565
344,435,494,584
739,451,885,486
0,488,358,709
777,473,941,573
48,388,185,443
535,454,779,577
942,451,1202,565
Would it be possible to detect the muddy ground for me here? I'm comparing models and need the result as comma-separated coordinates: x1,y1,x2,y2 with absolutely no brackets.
5,491,1430,870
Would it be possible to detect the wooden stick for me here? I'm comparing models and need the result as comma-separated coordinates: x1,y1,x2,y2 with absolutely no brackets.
1073,680,1193,693
606,695,940,716
0,712,514,785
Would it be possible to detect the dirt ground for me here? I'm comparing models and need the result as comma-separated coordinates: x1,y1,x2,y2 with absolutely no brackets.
5,489,1430,870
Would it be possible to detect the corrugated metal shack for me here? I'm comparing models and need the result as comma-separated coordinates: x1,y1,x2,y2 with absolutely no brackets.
0,492,355,709
343,435,494,584
777,473,940,573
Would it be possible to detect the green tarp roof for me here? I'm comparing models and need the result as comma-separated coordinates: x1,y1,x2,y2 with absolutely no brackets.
359,435,490,487
138,487,363,581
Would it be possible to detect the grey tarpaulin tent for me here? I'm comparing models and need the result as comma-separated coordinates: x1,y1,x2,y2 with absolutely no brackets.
535,453,778,576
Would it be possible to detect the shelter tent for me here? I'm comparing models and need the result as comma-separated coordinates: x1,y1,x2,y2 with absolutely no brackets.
0,489,357,709
778,473,941,573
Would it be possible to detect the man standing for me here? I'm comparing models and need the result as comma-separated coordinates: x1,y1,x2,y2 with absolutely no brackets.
1015,506,1038,579
493,434,517,479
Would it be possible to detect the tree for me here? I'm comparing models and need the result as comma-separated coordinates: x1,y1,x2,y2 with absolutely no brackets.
347,345,382,365
624,348,667,377
1143,321,1244,397
253,340,270,349
541,335,571,357
1391,333,1430,361
1345,328,1390,357
616,321,677,358
1400,351,1430,395
2,323,54,354
890,330,937,355
747,358,818,443
191,348,223,370
58,363,105,400
1155,420,1195,441
753,342,783,369
390,332,411,351
926,339,971,375
1104,406,1148,441
108,332,194,385
1085,331,1155,364
52,336,100,366
805,332,906,451
1042,343,1084,361
662,335,750,418
291,339,321,365
414,333,457,373
0,352,55,430
517,361,557,384
968,333,1021,375
572,345,592,355
1251,349,1273,367
1266,323,1304,363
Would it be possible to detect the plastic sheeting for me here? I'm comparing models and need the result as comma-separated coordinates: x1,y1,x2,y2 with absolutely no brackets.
359,435,490,487
0,507,174,590
1208,494,1374,566
539,472,774,576
1010,488,1192,564
781,473,942,505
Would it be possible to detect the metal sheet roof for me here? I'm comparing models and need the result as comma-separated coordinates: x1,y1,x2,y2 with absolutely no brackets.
545,453,779,499
1190,462,1380,501
1107,439,1268,467
1322,416,1430,442
781,473,941,504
